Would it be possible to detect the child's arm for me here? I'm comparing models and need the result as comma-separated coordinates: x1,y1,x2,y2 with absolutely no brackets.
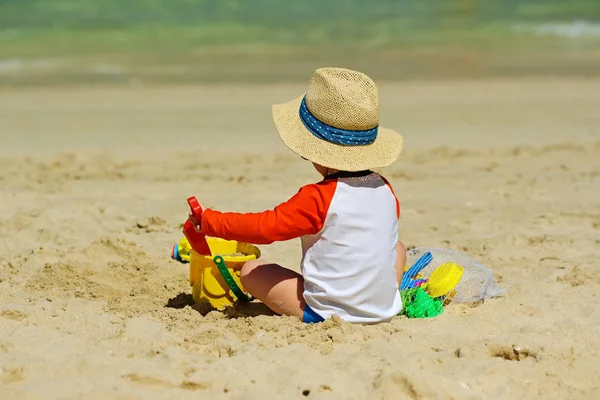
200,181,336,245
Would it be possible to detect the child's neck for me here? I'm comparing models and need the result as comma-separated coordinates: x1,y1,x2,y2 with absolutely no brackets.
320,168,339,178
313,163,338,178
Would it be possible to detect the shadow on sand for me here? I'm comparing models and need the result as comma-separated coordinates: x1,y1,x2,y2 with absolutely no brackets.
165,292,276,319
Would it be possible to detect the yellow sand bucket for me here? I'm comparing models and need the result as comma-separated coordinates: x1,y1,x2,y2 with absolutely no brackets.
189,237,261,309
424,262,464,298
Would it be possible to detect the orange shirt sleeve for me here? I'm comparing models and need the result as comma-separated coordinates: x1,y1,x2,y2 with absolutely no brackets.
200,180,337,245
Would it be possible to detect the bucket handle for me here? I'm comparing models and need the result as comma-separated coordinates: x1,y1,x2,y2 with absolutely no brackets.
213,255,250,302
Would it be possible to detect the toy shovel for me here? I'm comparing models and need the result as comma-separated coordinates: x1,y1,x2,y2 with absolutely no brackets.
182,196,211,255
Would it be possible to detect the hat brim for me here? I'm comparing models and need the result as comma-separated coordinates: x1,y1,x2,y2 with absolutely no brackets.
272,96,403,172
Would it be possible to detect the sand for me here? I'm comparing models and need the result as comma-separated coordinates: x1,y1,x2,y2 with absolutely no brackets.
0,78,599,399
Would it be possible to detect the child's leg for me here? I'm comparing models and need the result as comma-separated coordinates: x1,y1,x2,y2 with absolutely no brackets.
240,260,305,320
395,241,407,286
242,242,405,320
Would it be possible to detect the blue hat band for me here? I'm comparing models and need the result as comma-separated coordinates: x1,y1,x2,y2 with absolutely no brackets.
299,96,378,146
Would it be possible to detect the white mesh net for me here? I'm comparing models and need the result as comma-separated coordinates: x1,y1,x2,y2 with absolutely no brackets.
406,247,506,304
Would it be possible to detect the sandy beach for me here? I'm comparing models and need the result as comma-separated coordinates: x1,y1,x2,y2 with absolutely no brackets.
1,78,599,399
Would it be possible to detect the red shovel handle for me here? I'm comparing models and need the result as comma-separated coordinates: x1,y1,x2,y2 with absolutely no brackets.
183,196,211,255
187,196,203,220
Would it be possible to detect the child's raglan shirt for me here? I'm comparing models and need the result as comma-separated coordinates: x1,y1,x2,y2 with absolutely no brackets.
201,171,403,323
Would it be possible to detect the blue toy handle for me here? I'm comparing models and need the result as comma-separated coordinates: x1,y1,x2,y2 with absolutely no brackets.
171,244,185,263
401,252,433,291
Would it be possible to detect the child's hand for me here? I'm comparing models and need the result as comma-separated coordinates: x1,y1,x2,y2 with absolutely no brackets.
188,211,202,232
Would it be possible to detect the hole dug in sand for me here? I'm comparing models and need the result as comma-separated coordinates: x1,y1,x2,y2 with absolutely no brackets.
489,344,539,361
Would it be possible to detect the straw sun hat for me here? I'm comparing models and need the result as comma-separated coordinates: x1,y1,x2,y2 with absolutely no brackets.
272,67,403,172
